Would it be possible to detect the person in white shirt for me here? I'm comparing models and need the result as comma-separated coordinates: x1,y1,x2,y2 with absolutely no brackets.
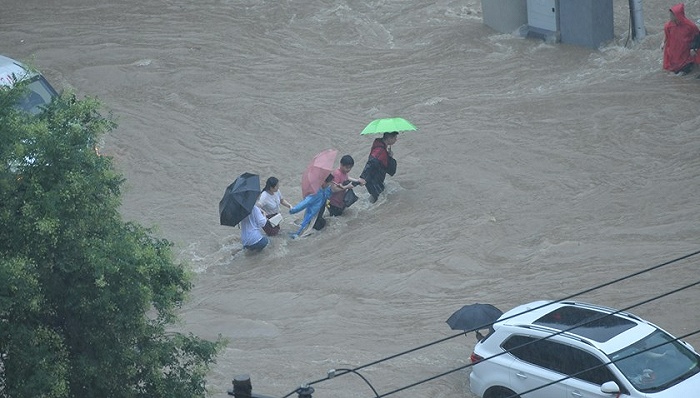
240,205,268,251
256,176,292,236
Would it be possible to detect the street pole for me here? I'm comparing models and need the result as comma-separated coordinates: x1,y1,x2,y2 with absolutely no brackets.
629,0,646,40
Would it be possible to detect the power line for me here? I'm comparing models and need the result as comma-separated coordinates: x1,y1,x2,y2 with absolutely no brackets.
502,329,700,398
376,277,700,397
275,250,700,398
328,369,379,397
361,249,700,373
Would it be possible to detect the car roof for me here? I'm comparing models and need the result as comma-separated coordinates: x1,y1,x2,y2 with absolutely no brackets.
0,55,39,87
494,300,658,354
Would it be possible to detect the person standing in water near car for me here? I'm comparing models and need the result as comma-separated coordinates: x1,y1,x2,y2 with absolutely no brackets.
328,155,365,216
256,176,292,236
360,131,398,203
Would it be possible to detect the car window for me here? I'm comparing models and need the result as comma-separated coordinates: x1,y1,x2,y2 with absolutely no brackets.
17,75,58,115
503,335,619,386
1,56,59,115
557,344,618,385
534,305,636,342
503,335,566,373
610,330,700,392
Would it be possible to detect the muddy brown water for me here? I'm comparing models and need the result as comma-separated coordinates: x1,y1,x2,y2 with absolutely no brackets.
4,1,700,396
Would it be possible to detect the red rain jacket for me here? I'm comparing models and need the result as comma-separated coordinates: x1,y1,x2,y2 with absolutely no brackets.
663,3,700,72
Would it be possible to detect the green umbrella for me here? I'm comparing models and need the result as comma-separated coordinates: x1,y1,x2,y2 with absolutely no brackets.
360,117,417,135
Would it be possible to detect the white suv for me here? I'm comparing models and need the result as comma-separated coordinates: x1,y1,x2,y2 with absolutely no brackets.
469,300,700,398
0,54,58,114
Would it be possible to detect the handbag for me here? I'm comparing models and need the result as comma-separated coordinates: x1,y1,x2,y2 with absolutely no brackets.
386,157,397,176
262,213,281,236
343,188,358,208
268,213,283,227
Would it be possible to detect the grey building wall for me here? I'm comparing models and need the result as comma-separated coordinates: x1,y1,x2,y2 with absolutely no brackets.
482,0,528,34
559,0,614,48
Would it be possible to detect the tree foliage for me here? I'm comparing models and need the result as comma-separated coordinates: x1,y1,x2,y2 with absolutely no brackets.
0,85,225,398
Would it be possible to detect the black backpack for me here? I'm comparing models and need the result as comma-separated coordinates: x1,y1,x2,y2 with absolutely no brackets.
692,33,700,50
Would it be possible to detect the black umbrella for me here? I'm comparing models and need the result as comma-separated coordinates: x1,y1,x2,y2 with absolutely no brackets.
219,173,261,227
446,303,503,332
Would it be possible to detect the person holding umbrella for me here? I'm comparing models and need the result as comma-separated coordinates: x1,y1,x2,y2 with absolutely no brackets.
218,172,269,252
358,117,416,203
240,205,269,251
288,173,334,239
360,131,398,203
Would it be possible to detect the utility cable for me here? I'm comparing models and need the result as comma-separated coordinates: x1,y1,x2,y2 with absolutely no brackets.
376,277,700,397
336,249,700,376
278,250,699,398
331,369,379,397
503,329,700,398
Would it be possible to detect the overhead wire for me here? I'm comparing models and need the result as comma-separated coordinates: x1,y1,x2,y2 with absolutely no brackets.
330,369,379,398
376,277,700,397
278,249,700,398
502,329,700,398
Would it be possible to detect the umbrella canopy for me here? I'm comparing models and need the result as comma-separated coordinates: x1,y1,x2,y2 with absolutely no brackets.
360,117,417,135
446,303,503,331
301,148,338,197
219,172,261,227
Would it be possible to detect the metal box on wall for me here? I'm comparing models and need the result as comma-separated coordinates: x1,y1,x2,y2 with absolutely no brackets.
527,0,558,32
559,0,614,48
526,0,559,42
482,0,614,49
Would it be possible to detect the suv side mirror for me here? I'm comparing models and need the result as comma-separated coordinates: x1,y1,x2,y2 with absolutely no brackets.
600,381,620,394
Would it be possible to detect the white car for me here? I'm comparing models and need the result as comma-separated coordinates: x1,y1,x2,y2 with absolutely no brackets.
469,300,700,398
0,54,58,114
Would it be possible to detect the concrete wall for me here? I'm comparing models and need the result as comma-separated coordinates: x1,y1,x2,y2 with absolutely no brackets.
482,0,528,34
559,0,614,48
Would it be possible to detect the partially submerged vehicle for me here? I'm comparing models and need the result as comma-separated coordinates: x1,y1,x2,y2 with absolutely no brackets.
469,300,700,398
0,54,58,115
1,55,62,173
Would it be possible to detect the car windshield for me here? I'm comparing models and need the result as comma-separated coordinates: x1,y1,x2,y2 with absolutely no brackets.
610,330,700,392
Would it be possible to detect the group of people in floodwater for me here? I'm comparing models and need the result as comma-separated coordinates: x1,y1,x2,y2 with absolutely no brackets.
239,131,399,251
238,3,698,251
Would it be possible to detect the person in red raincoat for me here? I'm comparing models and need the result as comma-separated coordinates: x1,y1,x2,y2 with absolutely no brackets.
663,3,700,74
360,132,398,203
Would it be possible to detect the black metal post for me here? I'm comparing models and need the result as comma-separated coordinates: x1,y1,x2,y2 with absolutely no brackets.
228,374,252,397
296,385,314,398
227,374,278,398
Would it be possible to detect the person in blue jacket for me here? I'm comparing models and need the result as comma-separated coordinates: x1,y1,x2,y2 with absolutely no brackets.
289,174,334,238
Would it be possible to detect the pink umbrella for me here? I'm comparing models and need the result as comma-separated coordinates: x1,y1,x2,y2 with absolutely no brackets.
301,148,338,197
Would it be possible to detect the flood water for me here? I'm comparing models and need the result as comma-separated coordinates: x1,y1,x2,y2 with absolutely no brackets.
3,0,700,397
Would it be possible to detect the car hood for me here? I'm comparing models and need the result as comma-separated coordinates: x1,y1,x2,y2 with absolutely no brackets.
645,371,700,397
